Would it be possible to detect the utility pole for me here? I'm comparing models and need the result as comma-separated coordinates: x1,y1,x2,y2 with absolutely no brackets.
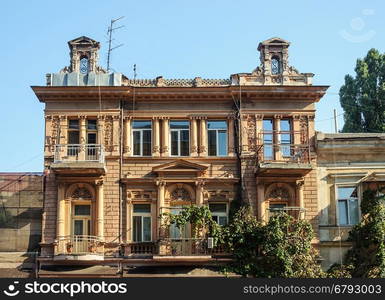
106,16,124,72
333,109,339,133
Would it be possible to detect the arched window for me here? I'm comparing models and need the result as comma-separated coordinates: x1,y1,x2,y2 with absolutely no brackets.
71,187,92,200
170,188,191,202
80,56,89,74
271,56,281,75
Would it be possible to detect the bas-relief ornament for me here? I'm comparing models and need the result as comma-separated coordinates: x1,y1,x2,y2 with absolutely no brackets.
104,116,113,152
266,186,290,202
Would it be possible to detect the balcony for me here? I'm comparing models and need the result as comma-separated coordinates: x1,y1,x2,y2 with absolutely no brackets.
125,239,227,257
255,130,312,176
51,144,106,175
54,235,104,260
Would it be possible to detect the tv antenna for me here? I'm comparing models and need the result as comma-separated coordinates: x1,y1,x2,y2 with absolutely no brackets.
106,16,124,72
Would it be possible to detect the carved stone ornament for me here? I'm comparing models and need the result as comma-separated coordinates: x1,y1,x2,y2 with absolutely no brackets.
71,187,92,199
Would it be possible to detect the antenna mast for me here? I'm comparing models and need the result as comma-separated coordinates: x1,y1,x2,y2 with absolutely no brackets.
106,16,125,72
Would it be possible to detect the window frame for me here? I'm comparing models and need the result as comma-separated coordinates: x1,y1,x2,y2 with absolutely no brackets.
169,120,190,157
207,120,228,157
209,203,228,226
132,120,152,157
336,185,360,226
132,203,152,242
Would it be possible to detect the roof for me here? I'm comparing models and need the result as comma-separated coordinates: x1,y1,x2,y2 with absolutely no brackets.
317,132,385,141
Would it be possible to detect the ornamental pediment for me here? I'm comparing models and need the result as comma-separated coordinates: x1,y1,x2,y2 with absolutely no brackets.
152,159,207,175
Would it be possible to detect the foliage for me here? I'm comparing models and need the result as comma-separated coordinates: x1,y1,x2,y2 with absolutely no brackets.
221,206,324,278
330,189,385,278
161,205,221,242
339,49,385,133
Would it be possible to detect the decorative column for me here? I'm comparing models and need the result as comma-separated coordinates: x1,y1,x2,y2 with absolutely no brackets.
190,118,198,157
257,182,267,222
79,115,87,160
195,180,205,206
156,180,166,254
274,114,282,160
296,179,305,220
126,198,132,243
96,179,104,240
59,115,68,145
112,115,120,154
199,117,207,156
161,118,169,157
241,114,249,153
123,116,132,156
97,115,105,155
44,115,52,156
228,117,235,156
255,114,264,159
152,117,160,157
57,183,66,253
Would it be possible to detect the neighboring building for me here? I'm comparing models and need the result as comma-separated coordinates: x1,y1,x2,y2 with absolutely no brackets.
0,173,43,252
316,132,385,269
31,36,328,267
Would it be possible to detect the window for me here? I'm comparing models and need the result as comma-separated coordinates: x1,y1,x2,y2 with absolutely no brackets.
80,57,89,74
68,120,80,156
263,119,274,159
132,121,152,156
132,204,152,242
72,204,91,236
208,121,227,156
337,186,359,225
271,56,281,75
280,119,292,157
170,121,189,156
209,203,228,226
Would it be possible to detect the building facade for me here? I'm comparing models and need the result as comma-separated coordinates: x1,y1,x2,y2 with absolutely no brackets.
32,36,328,266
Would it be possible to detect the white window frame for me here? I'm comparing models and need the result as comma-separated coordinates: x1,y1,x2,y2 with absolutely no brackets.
169,121,190,157
132,204,152,242
207,120,228,157
335,184,361,226
132,121,152,157
209,203,228,226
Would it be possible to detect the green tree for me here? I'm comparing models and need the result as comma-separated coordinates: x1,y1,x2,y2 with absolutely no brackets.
328,189,385,278
340,49,385,133
223,207,324,277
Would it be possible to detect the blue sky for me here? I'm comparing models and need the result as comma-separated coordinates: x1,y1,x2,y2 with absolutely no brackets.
0,0,384,172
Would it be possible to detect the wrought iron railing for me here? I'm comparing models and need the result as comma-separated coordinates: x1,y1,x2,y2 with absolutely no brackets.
159,238,226,256
256,130,311,163
266,206,306,220
56,235,104,255
54,144,104,163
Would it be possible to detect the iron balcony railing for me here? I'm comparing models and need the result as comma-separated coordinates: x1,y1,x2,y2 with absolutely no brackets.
54,144,104,163
266,206,306,220
256,130,311,163
56,235,104,255
159,238,226,256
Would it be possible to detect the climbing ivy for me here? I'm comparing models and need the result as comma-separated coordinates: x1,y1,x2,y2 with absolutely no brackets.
161,205,222,242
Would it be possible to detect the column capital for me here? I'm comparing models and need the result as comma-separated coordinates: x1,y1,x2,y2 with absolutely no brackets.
293,114,301,120
296,179,305,188
124,115,133,120
255,114,264,120
112,115,120,120
274,114,283,119
195,179,205,187
307,115,315,121
156,180,167,187
78,115,87,120
95,179,104,186
59,115,67,121
45,115,53,120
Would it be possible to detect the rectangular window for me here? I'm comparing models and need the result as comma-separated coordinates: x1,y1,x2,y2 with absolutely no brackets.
280,119,292,157
68,119,80,156
170,121,190,156
132,204,151,242
209,203,228,226
263,119,273,160
207,121,227,156
74,205,91,216
337,186,359,225
132,121,152,156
